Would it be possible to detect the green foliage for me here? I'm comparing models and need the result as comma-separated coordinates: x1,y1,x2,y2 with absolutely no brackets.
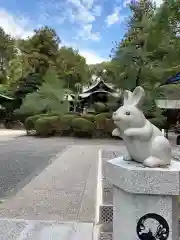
95,112,111,121
17,68,69,115
13,72,43,102
95,113,110,130
20,26,60,74
35,116,59,137
106,119,116,135
72,117,95,137
59,114,78,132
0,84,10,95
82,114,95,122
7,54,32,90
94,102,108,113
108,0,180,126
25,115,43,131
24,112,115,138
110,0,180,91
24,113,58,131
56,47,90,90
0,27,16,83
94,112,114,137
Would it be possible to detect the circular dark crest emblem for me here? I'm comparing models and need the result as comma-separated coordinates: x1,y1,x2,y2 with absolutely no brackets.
136,213,169,240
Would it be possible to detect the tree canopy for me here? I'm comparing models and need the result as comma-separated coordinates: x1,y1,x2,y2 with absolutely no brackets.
110,0,180,91
108,0,180,126
56,47,90,90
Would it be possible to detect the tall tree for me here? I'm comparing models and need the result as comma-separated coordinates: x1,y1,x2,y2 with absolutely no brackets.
0,27,15,83
110,0,170,127
6,52,32,90
19,26,61,75
112,0,156,90
56,47,90,90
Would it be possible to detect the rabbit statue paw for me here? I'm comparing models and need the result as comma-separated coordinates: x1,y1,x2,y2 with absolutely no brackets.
112,86,172,168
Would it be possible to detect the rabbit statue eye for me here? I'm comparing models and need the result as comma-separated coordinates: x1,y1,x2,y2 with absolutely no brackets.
125,111,130,115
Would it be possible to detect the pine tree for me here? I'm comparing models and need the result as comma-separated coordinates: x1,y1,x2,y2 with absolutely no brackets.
111,0,167,128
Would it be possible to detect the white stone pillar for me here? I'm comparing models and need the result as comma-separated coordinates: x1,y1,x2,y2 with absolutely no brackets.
105,156,180,240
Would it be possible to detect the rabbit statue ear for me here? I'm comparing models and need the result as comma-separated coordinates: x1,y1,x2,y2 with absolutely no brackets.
131,86,145,108
123,90,133,105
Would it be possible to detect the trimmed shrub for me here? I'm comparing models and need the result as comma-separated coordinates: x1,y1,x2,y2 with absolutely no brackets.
35,116,59,137
94,112,113,137
25,115,42,132
57,114,78,135
72,117,95,137
95,113,111,129
25,113,59,134
13,109,31,123
66,111,80,116
94,102,108,113
82,114,95,122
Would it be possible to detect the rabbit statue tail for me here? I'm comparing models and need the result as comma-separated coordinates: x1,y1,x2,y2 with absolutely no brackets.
143,136,172,168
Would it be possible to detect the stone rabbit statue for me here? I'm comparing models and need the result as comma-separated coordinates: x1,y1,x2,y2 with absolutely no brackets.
112,86,171,167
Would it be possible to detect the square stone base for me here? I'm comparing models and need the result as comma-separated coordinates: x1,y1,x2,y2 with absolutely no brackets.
113,187,179,240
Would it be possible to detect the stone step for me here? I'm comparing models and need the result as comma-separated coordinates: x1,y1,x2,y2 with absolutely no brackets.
0,218,93,240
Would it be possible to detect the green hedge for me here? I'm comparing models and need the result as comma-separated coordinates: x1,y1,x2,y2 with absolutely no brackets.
35,116,59,137
25,115,42,131
94,112,114,137
82,114,95,122
57,114,78,135
72,117,95,137
24,113,58,131
95,113,111,130
25,112,117,138
94,102,108,113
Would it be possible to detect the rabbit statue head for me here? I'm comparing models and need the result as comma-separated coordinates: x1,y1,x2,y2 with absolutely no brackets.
112,86,146,132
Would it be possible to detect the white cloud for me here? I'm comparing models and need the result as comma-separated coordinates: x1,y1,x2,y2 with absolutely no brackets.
60,40,107,64
67,0,102,41
92,5,102,17
106,7,122,27
67,0,95,24
79,50,108,64
0,8,33,39
78,24,100,41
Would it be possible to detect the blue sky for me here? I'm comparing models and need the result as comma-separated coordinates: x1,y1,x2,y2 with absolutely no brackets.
0,0,162,64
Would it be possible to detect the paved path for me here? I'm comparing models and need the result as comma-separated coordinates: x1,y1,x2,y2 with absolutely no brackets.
0,146,99,222
0,135,122,200
0,137,67,198
0,218,93,240
0,130,178,239
0,136,122,239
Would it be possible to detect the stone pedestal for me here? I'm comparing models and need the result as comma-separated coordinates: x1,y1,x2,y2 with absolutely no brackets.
105,156,180,240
